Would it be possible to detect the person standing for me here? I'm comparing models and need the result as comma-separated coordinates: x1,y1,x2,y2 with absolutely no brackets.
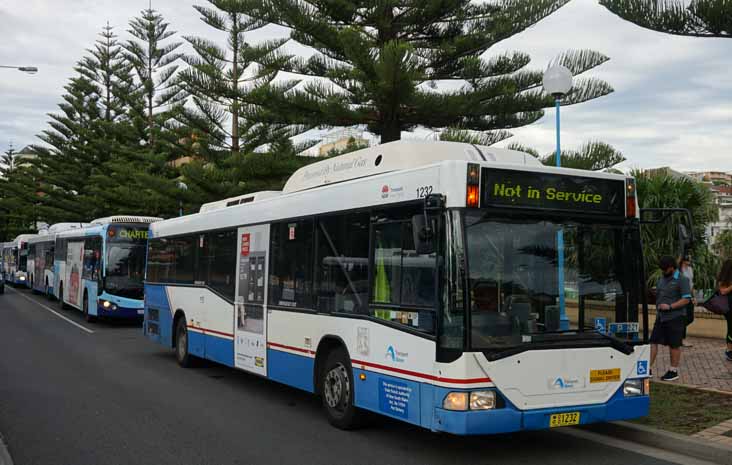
650,256,692,381
716,259,732,362
679,256,696,347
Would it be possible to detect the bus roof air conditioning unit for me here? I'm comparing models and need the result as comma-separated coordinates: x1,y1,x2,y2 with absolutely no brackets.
91,216,164,225
199,191,282,213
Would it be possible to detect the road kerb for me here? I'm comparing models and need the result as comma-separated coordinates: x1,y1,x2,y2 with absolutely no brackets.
0,432,14,465
582,421,732,465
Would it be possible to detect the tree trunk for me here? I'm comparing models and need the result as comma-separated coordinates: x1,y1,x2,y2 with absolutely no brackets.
381,123,402,143
148,40,155,148
230,13,240,154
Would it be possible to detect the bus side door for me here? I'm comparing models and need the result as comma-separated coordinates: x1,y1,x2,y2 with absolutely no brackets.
233,225,270,376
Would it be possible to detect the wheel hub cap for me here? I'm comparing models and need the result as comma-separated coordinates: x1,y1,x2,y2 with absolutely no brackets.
324,364,349,410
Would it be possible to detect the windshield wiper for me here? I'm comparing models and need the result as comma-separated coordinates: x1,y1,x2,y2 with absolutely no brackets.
481,329,635,361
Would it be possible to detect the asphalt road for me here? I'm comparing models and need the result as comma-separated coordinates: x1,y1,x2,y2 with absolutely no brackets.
0,287,697,465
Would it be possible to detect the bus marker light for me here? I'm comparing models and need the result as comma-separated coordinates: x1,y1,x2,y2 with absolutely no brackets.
644,378,650,396
466,185,480,208
443,392,468,411
359,373,366,381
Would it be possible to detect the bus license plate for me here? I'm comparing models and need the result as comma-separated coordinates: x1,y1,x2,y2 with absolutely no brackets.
549,412,580,428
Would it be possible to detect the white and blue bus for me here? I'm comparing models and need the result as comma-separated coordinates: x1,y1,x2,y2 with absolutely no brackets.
27,223,89,297
2,234,36,287
54,216,161,321
143,141,655,434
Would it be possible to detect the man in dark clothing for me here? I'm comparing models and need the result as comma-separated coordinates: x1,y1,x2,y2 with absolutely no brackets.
650,256,692,381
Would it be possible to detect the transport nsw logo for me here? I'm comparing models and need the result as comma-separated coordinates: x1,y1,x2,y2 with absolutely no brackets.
380,185,404,200
548,377,582,390
385,345,408,363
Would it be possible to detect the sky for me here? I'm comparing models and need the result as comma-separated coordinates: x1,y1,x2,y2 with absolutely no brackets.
0,0,730,172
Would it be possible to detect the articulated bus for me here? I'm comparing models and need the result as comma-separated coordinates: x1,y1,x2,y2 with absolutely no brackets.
2,234,36,287
27,223,89,297
55,216,161,321
143,141,655,434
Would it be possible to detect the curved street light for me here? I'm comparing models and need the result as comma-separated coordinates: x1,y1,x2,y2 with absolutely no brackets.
177,181,189,217
0,65,39,74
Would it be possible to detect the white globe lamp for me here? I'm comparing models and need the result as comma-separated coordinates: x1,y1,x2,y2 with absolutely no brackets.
543,65,573,97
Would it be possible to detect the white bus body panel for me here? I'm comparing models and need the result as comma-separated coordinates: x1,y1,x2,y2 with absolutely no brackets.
474,346,650,410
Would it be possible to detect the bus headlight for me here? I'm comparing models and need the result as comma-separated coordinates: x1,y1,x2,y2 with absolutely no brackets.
19,276,26,281
101,300,117,311
443,391,497,411
623,379,645,397
443,392,468,411
469,391,497,410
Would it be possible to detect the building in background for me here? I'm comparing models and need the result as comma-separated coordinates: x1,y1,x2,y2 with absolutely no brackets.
317,128,371,157
687,171,732,186
646,167,695,181
14,146,38,168
708,185,732,246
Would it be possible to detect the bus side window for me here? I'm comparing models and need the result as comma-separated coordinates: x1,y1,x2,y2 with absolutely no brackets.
371,219,437,334
83,237,102,281
315,212,370,314
199,230,237,300
269,220,315,309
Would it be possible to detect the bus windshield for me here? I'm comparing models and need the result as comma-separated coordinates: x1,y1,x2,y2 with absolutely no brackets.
105,226,148,299
464,211,640,351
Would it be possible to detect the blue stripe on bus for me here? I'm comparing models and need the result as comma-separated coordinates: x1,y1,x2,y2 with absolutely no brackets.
144,284,174,348
206,334,234,367
353,367,423,426
267,349,315,393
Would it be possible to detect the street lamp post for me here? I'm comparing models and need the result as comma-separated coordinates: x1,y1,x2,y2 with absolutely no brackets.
177,181,188,217
543,64,573,331
0,65,39,74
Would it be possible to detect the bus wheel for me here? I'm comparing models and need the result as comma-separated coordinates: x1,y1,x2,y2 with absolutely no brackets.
321,347,363,430
83,293,96,323
45,279,50,299
175,317,194,368
58,284,66,309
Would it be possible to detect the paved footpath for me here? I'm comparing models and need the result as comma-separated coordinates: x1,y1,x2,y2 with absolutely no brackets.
653,336,732,392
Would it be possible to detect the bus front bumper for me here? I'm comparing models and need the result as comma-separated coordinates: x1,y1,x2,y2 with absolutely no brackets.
96,293,144,319
431,389,649,435
97,303,144,319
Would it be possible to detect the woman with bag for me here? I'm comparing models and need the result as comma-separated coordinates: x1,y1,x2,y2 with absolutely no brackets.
716,260,732,361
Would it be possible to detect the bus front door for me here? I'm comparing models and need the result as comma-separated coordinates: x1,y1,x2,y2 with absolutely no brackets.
233,225,270,376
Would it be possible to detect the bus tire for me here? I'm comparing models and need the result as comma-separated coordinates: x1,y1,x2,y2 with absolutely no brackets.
58,283,67,309
83,292,96,323
320,347,363,430
175,317,194,368
45,278,50,299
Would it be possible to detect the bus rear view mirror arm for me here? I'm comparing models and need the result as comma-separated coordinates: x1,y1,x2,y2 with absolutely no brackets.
413,194,445,255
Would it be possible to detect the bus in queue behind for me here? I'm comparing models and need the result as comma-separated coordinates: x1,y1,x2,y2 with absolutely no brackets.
2,234,36,287
142,140,668,435
54,216,161,322
27,223,89,297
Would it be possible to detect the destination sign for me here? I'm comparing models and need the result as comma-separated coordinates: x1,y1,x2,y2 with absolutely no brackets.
108,225,149,243
481,168,625,216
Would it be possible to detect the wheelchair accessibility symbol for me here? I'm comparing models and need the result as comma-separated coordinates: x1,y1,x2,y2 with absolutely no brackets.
637,360,649,376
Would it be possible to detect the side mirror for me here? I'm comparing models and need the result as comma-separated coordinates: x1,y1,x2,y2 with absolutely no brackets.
412,214,435,255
